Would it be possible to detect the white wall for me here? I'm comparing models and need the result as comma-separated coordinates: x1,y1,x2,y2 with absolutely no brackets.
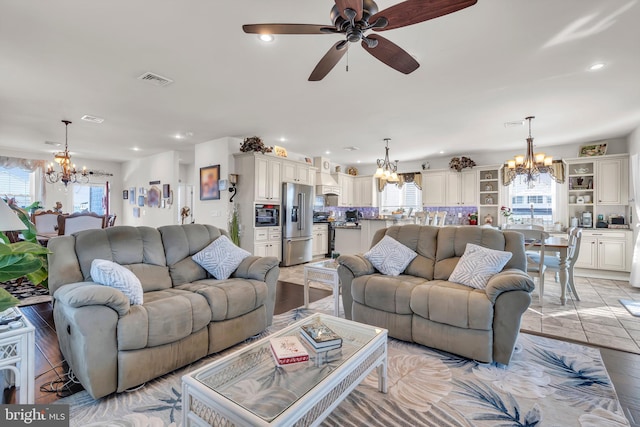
192,137,241,230
121,151,179,228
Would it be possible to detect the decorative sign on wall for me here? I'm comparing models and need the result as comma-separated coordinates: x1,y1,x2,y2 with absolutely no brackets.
149,180,161,185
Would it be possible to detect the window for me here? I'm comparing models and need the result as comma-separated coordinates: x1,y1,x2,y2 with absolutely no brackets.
0,167,35,207
379,182,422,212
507,173,556,225
73,184,106,215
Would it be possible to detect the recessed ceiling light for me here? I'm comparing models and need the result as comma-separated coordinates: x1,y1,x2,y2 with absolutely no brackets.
175,134,184,140
589,63,605,71
357,160,361,163
439,150,445,154
279,137,286,142
325,151,331,154
81,114,104,124
258,34,274,43
132,147,140,151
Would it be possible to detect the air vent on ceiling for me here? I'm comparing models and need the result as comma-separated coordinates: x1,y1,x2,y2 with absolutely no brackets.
81,115,104,123
343,146,360,151
137,72,174,87
44,140,61,147
504,120,525,128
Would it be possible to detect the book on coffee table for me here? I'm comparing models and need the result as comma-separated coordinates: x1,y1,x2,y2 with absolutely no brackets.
270,336,309,366
300,322,342,349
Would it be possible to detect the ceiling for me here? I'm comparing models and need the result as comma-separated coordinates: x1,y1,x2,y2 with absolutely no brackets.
1,0,639,166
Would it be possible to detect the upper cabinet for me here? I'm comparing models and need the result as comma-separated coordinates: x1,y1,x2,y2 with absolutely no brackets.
255,156,281,202
353,176,377,207
282,162,313,186
334,173,355,207
423,170,476,206
596,158,628,205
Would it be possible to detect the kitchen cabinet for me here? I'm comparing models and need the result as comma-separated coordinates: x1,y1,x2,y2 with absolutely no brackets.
353,176,377,207
312,223,329,257
477,167,500,226
334,173,355,207
255,156,281,202
282,162,313,185
422,170,476,206
575,230,632,272
596,158,628,205
254,226,281,261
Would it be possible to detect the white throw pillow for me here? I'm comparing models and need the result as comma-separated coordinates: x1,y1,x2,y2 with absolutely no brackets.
90,259,144,305
364,235,417,276
192,235,251,280
448,243,512,289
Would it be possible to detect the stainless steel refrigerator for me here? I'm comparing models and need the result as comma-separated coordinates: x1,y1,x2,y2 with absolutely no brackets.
282,182,313,266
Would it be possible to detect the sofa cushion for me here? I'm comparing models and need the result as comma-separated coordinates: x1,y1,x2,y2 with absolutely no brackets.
90,259,144,305
364,235,417,276
449,243,512,289
177,278,268,321
125,263,173,293
351,274,428,314
117,288,211,351
410,281,494,330
192,235,251,280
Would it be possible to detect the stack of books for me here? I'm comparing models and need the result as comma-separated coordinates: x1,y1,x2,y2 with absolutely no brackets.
300,321,343,352
269,336,309,366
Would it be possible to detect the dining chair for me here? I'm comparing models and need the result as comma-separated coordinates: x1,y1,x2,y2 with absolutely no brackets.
106,214,117,227
31,210,61,235
57,211,106,235
514,229,549,304
528,227,582,301
414,212,427,225
434,211,447,227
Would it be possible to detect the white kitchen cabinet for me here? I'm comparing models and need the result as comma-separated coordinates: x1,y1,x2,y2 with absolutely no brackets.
353,176,377,207
255,156,281,202
312,223,329,257
282,162,313,185
423,170,475,206
334,173,355,207
253,226,281,261
596,158,628,205
575,230,631,272
422,171,447,206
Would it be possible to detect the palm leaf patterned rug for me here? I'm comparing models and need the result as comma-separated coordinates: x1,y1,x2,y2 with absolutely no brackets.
59,297,629,427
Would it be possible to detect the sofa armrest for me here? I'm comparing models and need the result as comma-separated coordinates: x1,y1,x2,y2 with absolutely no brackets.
485,269,535,303
232,256,279,282
337,255,376,320
54,282,131,316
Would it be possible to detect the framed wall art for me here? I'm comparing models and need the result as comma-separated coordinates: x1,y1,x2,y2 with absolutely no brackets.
123,190,129,200
200,165,220,201
148,186,160,208
578,143,607,157
129,187,136,205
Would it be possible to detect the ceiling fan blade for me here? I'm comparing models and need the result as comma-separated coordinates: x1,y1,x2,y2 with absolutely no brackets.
361,34,419,74
242,24,334,35
371,0,477,31
334,0,363,21
309,41,350,81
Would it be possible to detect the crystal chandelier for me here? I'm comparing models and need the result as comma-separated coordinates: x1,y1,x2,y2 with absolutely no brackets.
373,138,399,182
505,116,553,186
45,120,89,187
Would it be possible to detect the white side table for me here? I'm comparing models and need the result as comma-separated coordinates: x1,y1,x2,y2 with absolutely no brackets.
304,260,341,316
0,307,35,404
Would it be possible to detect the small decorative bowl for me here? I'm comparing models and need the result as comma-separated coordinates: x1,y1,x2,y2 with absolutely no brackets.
574,168,588,174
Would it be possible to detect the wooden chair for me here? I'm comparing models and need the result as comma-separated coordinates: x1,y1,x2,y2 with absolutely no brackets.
514,229,549,304
57,212,106,235
414,212,427,225
106,214,117,227
434,211,447,227
31,210,61,235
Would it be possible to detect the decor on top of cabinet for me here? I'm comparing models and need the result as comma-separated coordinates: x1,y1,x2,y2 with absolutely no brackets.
240,136,272,154
346,167,358,176
273,145,288,158
578,143,607,157
449,156,476,172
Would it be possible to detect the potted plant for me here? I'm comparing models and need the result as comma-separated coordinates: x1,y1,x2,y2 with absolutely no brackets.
228,204,240,246
468,212,478,225
240,136,272,154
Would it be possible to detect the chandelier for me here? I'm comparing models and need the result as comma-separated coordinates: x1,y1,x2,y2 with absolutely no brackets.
505,116,553,186
45,120,89,187
373,138,399,182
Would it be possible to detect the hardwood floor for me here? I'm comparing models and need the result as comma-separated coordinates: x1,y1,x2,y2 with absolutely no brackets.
6,282,639,427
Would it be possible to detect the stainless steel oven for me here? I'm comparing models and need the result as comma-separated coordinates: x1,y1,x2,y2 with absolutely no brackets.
255,204,280,227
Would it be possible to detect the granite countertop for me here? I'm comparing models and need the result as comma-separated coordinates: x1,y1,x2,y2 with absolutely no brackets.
333,225,362,230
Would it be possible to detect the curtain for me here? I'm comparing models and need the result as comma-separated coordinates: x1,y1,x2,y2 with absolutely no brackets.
501,160,565,186
379,172,422,191
630,154,640,287
0,156,47,204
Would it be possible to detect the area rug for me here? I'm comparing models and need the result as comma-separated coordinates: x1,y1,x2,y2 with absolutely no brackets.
58,297,630,427
620,299,640,317
0,278,51,306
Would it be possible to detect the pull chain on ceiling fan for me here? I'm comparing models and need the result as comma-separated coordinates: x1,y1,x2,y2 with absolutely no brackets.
243,0,477,81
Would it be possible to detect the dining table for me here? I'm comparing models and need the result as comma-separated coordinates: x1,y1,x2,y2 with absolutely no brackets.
530,236,571,305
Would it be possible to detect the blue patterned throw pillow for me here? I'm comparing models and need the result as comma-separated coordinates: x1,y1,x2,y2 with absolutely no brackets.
364,235,417,276
90,259,144,305
448,243,512,289
192,235,251,280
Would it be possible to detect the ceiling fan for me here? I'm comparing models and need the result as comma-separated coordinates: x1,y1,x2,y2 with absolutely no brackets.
243,0,477,81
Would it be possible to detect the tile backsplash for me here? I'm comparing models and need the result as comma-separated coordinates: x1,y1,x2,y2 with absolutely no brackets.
324,206,379,219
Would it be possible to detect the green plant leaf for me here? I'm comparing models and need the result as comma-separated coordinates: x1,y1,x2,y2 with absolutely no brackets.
0,256,43,282
0,288,20,312
26,266,49,286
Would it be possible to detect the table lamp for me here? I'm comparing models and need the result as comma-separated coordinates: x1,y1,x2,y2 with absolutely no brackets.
0,198,27,232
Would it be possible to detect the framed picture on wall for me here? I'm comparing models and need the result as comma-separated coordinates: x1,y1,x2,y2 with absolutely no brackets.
129,187,136,205
163,184,170,199
200,165,220,201
148,186,160,208
138,195,146,207
123,190,129,200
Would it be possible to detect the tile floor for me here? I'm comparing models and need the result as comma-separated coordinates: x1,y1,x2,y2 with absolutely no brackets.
280,262,640,354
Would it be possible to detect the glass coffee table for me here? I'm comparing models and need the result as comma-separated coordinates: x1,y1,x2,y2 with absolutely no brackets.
304,260,340,316
182,313,387,426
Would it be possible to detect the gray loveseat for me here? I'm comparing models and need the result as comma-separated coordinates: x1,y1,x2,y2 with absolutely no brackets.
47,224,279,399
338,225,534,365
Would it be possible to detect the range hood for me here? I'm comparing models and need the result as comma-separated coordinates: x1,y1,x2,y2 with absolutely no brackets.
313,157,340,196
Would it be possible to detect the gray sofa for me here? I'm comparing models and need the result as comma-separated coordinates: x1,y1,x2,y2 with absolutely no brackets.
47,224,279,399
338,225,534,365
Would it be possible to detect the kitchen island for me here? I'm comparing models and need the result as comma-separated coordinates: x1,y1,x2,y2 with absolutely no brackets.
334,218,415,255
